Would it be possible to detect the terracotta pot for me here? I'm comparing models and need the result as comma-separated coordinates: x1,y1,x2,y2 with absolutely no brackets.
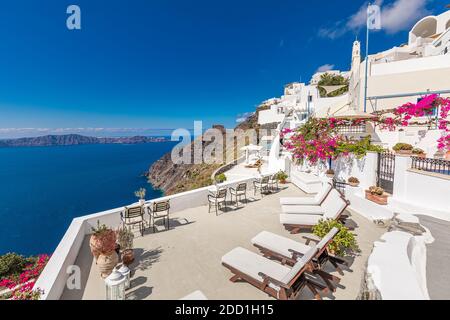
121,249,135,266
365,190,388,205
89,230,117,260
395,150,412,155
97,251,119,278
348,182,359,187
326,174,334,178
445,151,450,161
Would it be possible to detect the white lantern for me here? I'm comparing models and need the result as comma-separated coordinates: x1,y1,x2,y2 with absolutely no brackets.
105,268,126,300
118,264,131,290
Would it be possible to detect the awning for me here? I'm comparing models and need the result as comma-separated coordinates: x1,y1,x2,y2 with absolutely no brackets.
333,108,376,119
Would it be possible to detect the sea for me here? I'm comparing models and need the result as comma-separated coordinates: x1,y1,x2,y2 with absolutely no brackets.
0,142,177,256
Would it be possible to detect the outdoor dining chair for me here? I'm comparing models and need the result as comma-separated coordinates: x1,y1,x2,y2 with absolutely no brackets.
229,183,247,209
268,173,279,192
253,175,270,198
121,205,146,236
149,200,170,232
208,188,228,216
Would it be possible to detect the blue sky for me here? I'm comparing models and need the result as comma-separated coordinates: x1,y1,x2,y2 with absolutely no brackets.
0,0,447,137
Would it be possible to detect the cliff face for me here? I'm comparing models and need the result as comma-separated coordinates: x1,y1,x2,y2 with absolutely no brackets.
0,134,167,147
148,106,274,195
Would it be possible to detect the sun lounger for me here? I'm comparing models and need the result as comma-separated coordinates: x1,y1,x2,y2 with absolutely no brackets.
280,192,350,234
280,183,332,206
251,228,347,290
180,290,208,300
221,246,328,300
281,189,346,215
290,171,323,194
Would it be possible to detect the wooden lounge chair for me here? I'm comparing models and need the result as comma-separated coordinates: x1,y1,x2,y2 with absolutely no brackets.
280,193,350,234
221,246,329,300
280,189,346,215
251,228,347,291
280,183,333,206
180,290,208,300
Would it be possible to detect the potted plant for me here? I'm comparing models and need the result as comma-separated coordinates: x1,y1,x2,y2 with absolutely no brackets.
325,169,335,178
90,221,118,278
276,171,288,184
312,219,359,257
365,186,388,205
412,148,426,158
347,177,360,187
215,173,227,184
116,226,135,266
393,143,413,155
134,188,146,205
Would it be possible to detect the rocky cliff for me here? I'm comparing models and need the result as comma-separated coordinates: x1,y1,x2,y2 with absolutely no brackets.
148,105,274,195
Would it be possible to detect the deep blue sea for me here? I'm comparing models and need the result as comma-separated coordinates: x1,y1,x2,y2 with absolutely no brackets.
0,142,177,256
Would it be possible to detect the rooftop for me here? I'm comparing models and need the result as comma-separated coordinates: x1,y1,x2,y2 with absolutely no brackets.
61,184,384,300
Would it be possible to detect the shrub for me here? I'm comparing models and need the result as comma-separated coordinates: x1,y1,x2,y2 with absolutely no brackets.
276,171,288,181
215,173,227,183
312,219,359,257
348,177,360,184
368,186,384,196
116,226,134,251
393,143,413,152
0,253,33,279
412,148,425,155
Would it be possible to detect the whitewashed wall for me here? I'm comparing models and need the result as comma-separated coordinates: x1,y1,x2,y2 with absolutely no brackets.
34,176,257,300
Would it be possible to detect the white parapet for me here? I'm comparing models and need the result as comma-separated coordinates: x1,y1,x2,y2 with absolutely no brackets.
34,176,257,300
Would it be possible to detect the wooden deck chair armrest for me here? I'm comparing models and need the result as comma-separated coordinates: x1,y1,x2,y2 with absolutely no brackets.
302,234,321,246
258,272,290,290
287,249,304,260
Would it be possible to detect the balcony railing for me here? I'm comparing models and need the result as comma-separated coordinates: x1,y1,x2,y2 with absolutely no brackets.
411,156,450,176
337,124,367,134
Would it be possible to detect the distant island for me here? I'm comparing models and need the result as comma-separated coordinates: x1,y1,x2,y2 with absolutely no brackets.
0,134,168,148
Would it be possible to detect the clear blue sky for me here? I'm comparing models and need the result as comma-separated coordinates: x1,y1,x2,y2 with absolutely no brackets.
0,0,447,137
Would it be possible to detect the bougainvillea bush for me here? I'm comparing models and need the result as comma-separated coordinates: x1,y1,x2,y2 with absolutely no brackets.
282,118,383,165
376,94,450,151
0,254,49,300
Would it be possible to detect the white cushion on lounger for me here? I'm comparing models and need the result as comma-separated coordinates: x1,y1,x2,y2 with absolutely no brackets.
280,214,322,226
280,183,332,206
281,246,317,284
221,247,291,291
180,290,208,300
251,231,311,259
317,227,339,251
321,190,347,219
281,205,325,215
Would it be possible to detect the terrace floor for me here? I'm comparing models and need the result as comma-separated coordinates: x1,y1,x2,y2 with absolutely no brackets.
61,184,384,300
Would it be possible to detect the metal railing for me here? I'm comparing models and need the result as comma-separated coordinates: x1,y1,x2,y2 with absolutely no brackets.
411,156,450,176
337,124,367,134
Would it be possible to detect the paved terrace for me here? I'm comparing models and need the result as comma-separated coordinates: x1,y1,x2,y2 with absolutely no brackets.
61,184,384,300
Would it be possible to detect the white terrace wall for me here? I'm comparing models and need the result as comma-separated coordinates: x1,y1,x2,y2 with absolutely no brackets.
34,176,256,300
393,156,450,214
333,152,450,220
